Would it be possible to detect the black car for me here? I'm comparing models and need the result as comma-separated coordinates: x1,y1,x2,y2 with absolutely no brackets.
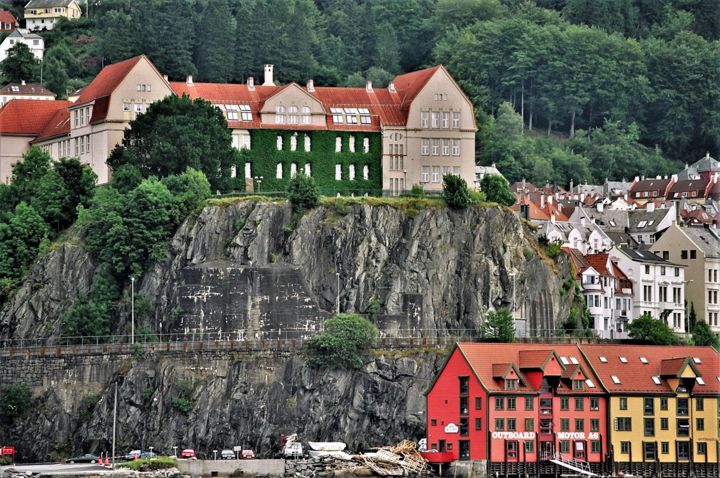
66,454,99,464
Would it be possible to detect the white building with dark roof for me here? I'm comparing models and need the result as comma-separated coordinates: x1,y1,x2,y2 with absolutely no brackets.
0,28,44,62
0,81,55,106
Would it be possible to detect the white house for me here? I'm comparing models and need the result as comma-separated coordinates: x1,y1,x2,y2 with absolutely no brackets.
0,81,55,106
608,246,686,333
538,220,613,255
0,28,44,62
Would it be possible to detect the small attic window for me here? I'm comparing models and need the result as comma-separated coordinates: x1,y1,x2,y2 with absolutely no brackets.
640,357,648,364
599,356,607,363
638,221,647,228
696,377,705,385
10,86,19,92
560,357,570,365
652,376,661,385
648,220,654,226
585,379,595,388
620,356,628,363
505,379,518,390
693,357,702,364
611,375,621,384
570,357,579,365
610,220,616,227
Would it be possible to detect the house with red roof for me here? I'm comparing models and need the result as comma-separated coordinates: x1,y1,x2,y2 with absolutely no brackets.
580,344,719,475
426,343,609,476
0,10,17,31
1,56,476,193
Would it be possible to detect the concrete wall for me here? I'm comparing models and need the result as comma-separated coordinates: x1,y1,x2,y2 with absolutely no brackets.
177,459,284,477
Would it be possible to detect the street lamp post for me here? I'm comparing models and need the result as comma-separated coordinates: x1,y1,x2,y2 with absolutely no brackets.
254,176,263,192
403,169,407,192
509,271,516,313
213,450,218,461
149,446,154,458
173,446,178,458
131,277,135,345
335,272,340,315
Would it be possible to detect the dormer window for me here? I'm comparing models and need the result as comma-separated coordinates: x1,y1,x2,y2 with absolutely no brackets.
275,105,285,124
573,380,584,391
301,106,310,124
505,379,518,390
359,108,371,124
344,108,358,124
331,108,344,123
239,104,252,121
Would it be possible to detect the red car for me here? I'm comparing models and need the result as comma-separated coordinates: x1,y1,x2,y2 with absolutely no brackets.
180,449,196,459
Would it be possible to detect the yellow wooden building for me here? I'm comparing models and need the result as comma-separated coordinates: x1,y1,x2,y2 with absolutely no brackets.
24,0,81,31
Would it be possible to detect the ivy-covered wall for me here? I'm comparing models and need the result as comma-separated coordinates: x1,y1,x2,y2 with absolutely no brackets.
234,130,382,195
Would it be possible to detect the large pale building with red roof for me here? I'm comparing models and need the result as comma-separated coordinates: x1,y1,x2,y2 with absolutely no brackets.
0,55,476,192
427,342,719,477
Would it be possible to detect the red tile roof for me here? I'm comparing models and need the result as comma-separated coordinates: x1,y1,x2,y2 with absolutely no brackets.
392,65,440,105
518,349,553,369
457,343,603,394
585,253,611,276
659,357,689,377
0,99,71,135
580,344,719,394
75,55,145,106
0,10,16,28
33,107,70,142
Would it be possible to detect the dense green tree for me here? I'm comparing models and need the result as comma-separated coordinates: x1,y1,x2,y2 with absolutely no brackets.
193,0,235,82
692,320,719,349
442,174,472,209
161,168,211,219
287,172,320,212
628,313,679,345
107,95,236,191
54,157,96,220
110,164,143,194
1,43,39,83
0,202,49,293
480,175,515,206
43,54,69,98
29,170,70,231
304,313,378,369
10,147,51,201
481,307,515,342
375,22,401,74
0,383,31,422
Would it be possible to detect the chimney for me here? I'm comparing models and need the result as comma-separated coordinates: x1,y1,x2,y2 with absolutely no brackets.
580,193,586,202
247,77,255,91
186,75,193,86
366,80,373,93
306,79,314,92
581,216,586,226
647,202,655,212
163,75,168,82
671,174,677,182
540,194,546,209
388,82,396,93
263,64,275,86
551,212,556,224
569,179,574,194
21,80,25,86
597,202,604,213
547,195,554,206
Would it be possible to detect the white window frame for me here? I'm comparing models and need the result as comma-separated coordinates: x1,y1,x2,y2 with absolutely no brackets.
363,137,370,153
287,105,298,124
431,166,441,183
451,139,460,156
421,138,429,155
349,136,355,153
442,139,450,156
304,134,311,152
275,105,285,124
301,106,311,124
335,137,342,152
420,111,429,128
335,164,342,181
442,112,449,128
359,108,371,124
421,166,430,183
331,108,344,124
344,108,358,124
290,134,297,151
431,139,440,156
363,165,369,181
239,104,252,121
276,135,283,151
304,163,312,176
276,162,283,179
245,162,252,179
452,111,460,129
431,112,439,128
349,164,355,181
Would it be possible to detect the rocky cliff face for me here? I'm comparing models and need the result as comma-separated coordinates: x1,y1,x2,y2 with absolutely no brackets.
2,201,568,341
0,349,443,461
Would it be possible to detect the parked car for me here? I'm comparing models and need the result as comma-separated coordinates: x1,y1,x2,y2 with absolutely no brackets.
241,450,255,459
124,450,141,460
139,452,157,459
180,449,196,459
66,454,99,464
284,442,303,459
220,449,235,460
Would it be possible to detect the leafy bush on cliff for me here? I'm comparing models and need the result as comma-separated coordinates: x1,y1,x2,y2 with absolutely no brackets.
480,308,515,343
304,314,378,369
628,313,679,345
287,173,320,212
692,320,719,349
442,174,471,209
0,383,32,422
480,174,515,206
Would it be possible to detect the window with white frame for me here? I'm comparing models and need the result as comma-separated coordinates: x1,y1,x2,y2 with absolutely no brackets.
331,108,344,123
230,165,237,178
276,162,283,179
442,112,449,128
290,162,297,178
290,134,297,151
301,106,311,124
363,137,370,153
276,105,285,124
453,166,460,175
421,166,430,183
288,105,298,124
276,135,283,151
304,163,312,176
420,111,429,128
349,136,355,152
359,108,371,124
335,137,342,152
225,104,239,120
304,134,311,152
349,164,355,180
431,139,440,156
421,138,429,155
240,134,251,150
442,139,450,156
245,163,252,179
123,102,131,112
432,166,441,183
239,104,252,121
345,108,358,124
451,139,460,156
431,111,439,128
363,165,369,180
452,111,460,129
335,164,342,180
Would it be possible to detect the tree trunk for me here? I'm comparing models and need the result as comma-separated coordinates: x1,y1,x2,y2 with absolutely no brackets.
570,111,576,139
547,118,552,137
529,105,534,131
521,81,525,131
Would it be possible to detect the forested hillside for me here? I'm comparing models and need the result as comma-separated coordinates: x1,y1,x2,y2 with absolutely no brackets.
1,0,718,185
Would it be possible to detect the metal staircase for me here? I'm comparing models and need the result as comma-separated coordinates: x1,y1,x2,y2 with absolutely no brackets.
548,452,597,477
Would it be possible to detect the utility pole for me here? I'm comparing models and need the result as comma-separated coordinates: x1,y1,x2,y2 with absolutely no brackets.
131,277,135,344
111,382,117,469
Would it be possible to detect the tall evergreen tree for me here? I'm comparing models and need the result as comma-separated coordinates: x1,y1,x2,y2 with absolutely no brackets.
193,0,235,82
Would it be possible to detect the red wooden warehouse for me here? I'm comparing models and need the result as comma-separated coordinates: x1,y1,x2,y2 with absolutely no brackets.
426,343,608,476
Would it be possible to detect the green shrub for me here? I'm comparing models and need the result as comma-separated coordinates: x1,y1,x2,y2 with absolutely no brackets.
287,173,320,212
120,457,176,471
0,456,12,465
546,242,562,258
304,313,378,369
171,397,192,414
0,383,32,421
691,320,719,348
480,308,515,343
480,174,515,206
468,189,486,204
79,393,98,421
366,297,379,322
442,174,471,209
409,184,425,198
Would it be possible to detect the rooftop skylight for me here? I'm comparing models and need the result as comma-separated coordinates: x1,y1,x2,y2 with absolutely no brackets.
611,375,621,384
